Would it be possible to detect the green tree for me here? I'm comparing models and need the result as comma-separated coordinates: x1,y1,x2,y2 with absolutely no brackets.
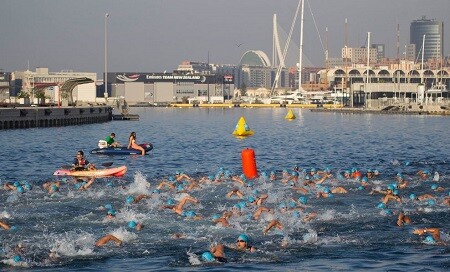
240,82,247,96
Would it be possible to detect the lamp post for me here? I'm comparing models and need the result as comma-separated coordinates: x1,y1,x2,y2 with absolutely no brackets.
104,13,109,100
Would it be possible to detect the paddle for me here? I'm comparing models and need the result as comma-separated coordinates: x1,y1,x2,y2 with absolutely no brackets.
60,162,114,170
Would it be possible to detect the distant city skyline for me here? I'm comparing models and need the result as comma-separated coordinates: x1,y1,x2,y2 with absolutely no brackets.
0,0,449,76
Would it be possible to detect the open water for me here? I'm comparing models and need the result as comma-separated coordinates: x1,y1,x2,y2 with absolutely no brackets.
0,107,449,271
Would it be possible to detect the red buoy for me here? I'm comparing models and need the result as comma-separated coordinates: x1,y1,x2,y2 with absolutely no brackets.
241,148,258,179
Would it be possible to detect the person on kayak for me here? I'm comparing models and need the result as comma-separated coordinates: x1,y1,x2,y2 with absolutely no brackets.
127,132,145,155
105,133,120,147
72,150,96,171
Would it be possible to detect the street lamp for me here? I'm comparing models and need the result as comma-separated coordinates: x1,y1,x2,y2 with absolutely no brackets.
104,13,109,100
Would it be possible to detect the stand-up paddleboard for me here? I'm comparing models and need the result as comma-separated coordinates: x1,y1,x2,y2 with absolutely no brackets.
53,165,127,177
90,143,153,155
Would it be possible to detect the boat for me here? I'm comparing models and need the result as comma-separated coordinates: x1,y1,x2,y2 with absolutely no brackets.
90,143,153,155
268,91,305,104
53,165,127,177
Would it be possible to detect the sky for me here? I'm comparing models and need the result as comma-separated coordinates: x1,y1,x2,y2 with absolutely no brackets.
0,0,449,77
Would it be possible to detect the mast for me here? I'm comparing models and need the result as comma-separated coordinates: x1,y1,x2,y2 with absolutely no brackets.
298,0,304,91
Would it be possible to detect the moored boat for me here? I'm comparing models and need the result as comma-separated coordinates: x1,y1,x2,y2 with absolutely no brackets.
90,143,153,155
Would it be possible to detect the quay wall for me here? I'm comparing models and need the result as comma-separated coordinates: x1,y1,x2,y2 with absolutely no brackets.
0,106,112,130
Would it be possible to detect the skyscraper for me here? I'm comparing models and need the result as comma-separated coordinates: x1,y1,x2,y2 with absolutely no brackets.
410,17,444,62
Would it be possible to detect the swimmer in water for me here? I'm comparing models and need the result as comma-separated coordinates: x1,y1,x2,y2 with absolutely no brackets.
233,234,256,252
397,211,411,227
127,220,143,231
201,244,227,263
162,195,199,216
226,188,244,198
263,219,283,235
212,215,231,227
43,181,61,194
0,220,16,230
413,227,441,243
95,234,122,247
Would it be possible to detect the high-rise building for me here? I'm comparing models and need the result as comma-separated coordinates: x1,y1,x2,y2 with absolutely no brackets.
410,17,444,62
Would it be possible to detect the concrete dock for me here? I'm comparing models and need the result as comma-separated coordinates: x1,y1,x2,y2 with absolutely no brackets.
0,106,112,129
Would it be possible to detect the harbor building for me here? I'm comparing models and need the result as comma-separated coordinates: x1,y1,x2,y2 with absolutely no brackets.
410,17,444,62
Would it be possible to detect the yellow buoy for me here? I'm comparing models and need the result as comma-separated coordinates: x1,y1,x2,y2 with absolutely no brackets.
285,109,296,120
232,116,254,137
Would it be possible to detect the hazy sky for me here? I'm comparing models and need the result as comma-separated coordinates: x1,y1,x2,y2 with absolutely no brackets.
1,0,449,77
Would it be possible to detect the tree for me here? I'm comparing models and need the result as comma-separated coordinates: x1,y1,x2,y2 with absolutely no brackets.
240,82,247,96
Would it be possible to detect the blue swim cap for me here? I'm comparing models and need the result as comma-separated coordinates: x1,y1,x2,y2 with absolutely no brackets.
288,201,297,208
428,199,436,205
201,251,215,262
291,171,298,177
13,255,21,262
383,209,392,215
292,210,300,218
358,186,364,191
327,193,334,198
107,182,113,187
240,174,246,180
212,214,220,220
237,234,249,242
431,184,438,190
279,203,287,209
377,203,386,209
207,175,214,180
261,171,268,177
107,209,116,216
126,196,135,204
409,193,416,200
105,204,113,210
16,186,24,193
180,211,187,217
323,187,330,194
186,211,196,217
362,177,368,182
298,196,308,204
128,220,137,228
13,181,20,187
283,169,288,173
311,168,316,172
393,189,399,196
288,181,295,187
425,236,436,243
168,176,175,182
246,182,253,187
176,184,184,191
166,199,174,205
25,184,32,190
10,226,17,231
238,201,247,209
74,183,82,190
152,189,160,194
270,171,275,175
247,196,256,203
396,172,403,177
61,178,68,183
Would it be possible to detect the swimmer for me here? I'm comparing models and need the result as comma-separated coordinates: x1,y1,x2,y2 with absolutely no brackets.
231,174,246,186
253,206,272,220
43,181,61,194
263,219,283,235
397,211,411,227
127,220,143,231
175,171,193,182
212,215,231,227
417,194,436,201
162,195,199,216
171,233,186,239
269,171,277,181
303,211,318,222
201,244,227,263
233,234,256,252
248,194,268,206
126,194,149,204
417,170,430,179
0,220,16,230
156,180,176,190
413,227,441,242
226,188,244,198
331,186,348,194
382,192,402,204
95,234,122,247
